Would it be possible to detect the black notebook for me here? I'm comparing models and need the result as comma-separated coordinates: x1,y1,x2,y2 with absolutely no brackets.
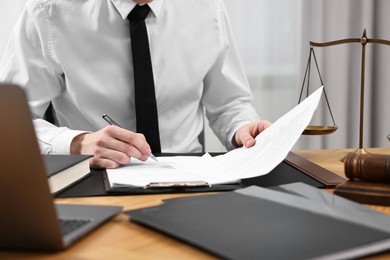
125,183,390,260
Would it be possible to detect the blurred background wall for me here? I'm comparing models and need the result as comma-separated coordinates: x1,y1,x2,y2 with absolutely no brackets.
209,0,390,152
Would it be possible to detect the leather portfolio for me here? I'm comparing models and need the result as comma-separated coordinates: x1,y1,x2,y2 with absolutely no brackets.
55,152,345,198
125,183,390,260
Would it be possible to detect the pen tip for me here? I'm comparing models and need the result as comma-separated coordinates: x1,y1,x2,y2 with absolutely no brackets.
150,154,158,162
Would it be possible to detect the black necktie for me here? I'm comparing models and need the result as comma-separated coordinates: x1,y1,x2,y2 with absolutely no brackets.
129,5,161,153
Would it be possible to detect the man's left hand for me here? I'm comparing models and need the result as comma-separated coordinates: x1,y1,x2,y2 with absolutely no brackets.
233,120,272,148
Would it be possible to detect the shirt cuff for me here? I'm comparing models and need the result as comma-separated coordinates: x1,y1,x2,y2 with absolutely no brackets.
52,130,89,155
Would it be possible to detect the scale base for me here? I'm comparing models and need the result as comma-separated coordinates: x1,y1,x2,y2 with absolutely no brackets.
340,148,370,162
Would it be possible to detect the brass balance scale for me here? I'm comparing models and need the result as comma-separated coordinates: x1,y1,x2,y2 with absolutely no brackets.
300,29,390,155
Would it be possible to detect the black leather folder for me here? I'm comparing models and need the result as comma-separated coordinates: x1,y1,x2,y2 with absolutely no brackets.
55,152,345,198
125,184,390,260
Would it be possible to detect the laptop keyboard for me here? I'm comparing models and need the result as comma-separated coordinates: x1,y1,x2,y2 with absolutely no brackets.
59,218,93,236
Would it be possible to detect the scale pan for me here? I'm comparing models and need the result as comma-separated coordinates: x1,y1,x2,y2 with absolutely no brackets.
303,125,338,135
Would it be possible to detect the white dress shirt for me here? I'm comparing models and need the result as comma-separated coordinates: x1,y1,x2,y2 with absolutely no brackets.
0,0,260,154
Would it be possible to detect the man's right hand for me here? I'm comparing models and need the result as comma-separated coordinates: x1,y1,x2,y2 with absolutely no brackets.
70,125,152,169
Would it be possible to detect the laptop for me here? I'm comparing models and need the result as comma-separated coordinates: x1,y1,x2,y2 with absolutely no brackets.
0,84,122,250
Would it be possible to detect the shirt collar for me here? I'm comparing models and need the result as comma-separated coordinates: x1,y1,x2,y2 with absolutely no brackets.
110,0,163,20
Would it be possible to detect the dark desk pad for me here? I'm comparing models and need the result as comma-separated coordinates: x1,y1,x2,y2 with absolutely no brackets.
55,152,335,198
241,158,324,188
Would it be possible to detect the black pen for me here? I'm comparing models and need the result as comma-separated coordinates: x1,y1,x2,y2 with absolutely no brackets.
102,114,158,162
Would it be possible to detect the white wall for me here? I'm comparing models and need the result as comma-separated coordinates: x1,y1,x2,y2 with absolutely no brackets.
0,1,26,56
205,0,302,152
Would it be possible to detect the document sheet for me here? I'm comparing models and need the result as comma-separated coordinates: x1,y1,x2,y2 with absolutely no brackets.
106,87,324,188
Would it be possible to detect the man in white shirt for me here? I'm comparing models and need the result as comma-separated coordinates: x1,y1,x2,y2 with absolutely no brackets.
0,0,271,169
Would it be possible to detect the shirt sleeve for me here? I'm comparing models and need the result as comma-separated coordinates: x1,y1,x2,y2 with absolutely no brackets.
0,3,85,154
202,1,260,151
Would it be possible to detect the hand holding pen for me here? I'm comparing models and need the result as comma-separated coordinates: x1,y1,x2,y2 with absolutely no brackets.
102,114,158,162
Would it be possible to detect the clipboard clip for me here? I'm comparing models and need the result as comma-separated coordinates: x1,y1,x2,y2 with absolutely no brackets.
145,181,210,189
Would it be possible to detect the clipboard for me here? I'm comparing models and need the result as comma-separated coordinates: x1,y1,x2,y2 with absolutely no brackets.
100,152,243,194
55,168,238,198
55,152,345,198
102,170,239,194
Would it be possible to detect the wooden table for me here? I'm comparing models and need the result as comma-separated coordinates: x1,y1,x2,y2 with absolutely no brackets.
1,148,390,259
